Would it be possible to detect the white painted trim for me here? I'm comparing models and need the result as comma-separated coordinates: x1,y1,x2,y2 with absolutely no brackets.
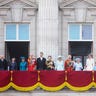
80,24,82,40
4,21,30,23
68,40,93,42
5,40,30,42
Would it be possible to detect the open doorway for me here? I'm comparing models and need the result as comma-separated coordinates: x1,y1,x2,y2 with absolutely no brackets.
5,42,29,66
69,41,93,67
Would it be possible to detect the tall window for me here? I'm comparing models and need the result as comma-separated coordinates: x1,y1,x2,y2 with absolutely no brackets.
5,24,30,41
69,24,93,41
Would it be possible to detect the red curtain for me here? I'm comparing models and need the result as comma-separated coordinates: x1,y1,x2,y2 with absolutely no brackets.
0,71,95,91
0,71,11,87
67,71,92,87
40,70,65,87
12,71,38,87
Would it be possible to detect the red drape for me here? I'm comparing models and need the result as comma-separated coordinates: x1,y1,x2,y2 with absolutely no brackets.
67,71,92,87
0,71,11,87
12,71,38,87
0,71,95,91
40,70,65,87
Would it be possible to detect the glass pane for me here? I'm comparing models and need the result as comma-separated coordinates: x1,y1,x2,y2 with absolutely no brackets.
69,24,80,40
6,24,16,40
82,24,92,40
19,24,29,40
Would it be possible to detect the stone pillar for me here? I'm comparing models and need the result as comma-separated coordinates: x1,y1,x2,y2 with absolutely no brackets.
58,10,62,56
93,22,96,61
62,21,68,60
37,0,58,60
0,20,5,56
30,16,37,56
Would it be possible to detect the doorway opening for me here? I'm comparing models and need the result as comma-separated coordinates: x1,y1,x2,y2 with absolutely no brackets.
5,42,29,64
69,41,93,67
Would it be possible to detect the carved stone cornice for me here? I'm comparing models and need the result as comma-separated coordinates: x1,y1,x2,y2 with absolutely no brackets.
0,0,38,21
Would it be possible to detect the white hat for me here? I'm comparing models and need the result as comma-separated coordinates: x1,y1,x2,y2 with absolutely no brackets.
58,56,62,58
75,58,81,61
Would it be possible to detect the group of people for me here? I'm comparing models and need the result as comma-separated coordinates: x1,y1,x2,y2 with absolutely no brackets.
0,52,95,71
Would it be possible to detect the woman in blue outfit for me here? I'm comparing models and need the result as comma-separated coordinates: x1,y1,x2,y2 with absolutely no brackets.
55,56,64,71
20,57,27,71
73,58,83,71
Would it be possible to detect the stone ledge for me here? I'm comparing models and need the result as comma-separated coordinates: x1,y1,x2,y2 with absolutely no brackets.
0,88,96,96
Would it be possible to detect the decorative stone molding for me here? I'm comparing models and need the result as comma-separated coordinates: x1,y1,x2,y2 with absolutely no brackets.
59,0,96,22
0,0,38,21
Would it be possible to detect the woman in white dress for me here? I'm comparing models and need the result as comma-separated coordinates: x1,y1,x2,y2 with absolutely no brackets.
85,54,94,71
55,56,64,71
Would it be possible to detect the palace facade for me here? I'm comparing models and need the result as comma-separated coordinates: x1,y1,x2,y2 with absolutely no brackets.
0,0,96,65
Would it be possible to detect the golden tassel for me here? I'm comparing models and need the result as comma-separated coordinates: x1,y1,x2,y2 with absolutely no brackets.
92,71,94,82
38,71,40,82
65,71,67,81
10,71,13,81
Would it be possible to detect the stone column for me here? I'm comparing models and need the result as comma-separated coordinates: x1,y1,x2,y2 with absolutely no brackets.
62,21,68,60
0,20,5,56
30,16,37,56
93,22,96,61
37,0,59,60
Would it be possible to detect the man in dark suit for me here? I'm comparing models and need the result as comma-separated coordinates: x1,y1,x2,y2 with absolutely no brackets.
37,52,46,70
0,55,8,70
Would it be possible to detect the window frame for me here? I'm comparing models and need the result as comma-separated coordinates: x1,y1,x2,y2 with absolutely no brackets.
68,23,94,41
5,23,30,41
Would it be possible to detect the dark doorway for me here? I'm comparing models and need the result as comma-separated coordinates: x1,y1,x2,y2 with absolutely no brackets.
69,41,93,67
5,42,29,66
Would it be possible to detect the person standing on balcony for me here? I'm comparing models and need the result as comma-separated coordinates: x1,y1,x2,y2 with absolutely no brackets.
64,55,73,72
28,55,36,71
10,58,17,71
0,55,8,70
73,58,83,71
20,57,27,71
46,56,54,70
85,54,94,71
55,56,64,71
37,52,46,70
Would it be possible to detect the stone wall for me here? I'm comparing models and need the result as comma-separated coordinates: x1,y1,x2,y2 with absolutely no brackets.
0,0,95,60
37,0,59,60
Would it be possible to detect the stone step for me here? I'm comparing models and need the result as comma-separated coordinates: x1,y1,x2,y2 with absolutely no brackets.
0,88,96,96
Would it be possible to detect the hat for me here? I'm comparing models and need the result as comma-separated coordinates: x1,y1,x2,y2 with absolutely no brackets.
75,58,81,61
58,56,62,58
20,57,25,59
